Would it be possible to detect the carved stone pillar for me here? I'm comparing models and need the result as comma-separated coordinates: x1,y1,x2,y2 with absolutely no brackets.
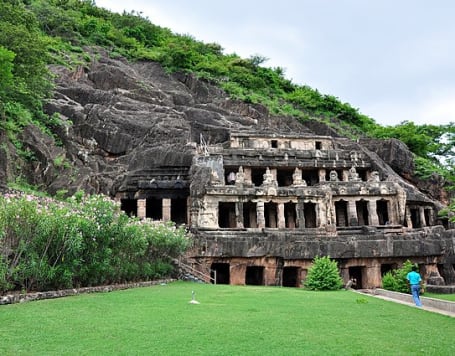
365,264,382,288
236,202,244,228
243,167,252,185
318,169,326,182
137,199,146,219
277,203,285,228
368,200,379,225
297,202,305,229
419,206,427,227
347,200,358,226
342,169,349,182
256,201,265,228
405,206,413,228
162,198,171,221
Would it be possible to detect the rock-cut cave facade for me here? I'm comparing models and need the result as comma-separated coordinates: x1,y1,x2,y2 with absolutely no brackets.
115,132,455,288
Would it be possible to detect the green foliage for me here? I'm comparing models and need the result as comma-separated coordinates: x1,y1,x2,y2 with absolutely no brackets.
0,192,190,292
304,256,343,291
381,260,415,294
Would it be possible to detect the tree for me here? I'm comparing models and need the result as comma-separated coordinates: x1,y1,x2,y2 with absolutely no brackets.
304,256,343,291
0,46,15,110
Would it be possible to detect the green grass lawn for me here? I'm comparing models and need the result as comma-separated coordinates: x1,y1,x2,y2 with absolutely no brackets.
1,281,454,355
425,292,455,302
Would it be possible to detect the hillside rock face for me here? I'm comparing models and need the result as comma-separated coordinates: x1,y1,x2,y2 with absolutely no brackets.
4,49,443,207
23,51,303,196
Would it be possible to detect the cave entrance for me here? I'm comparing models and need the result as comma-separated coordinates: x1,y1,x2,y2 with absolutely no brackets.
251,168,267,186
284,202,297,228
245,266,264,285
121,199,137,217
335,200,348,227
224,166,238,185
219,202,236,228
282,267,299,287
356,200,369,226
348,266,363,289
326,169,343,182
303,202,317,228
410,207,420,227
171,198,187,224
376,200,389,225
264,202,278,228
146,197,162,220
302,169,319,186
243,202,257,228
277,168,294,187
211,263,230,284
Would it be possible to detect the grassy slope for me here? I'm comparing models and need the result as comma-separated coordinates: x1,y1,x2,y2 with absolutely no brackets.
1,282,454,355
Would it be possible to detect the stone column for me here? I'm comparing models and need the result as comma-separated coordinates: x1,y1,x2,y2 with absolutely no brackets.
243,167,252,185
368,200,379,225
236,202,244,228
342,169,349,182
347,200,358,226
419,206,427,227
365,264,382,289
318,169,326,182
277,203,285,228
264,266,278,286
162,198,171,221
137,199,146,219
270,168,277,182
256,201,265,228
427,208,435,226
405,206,413,228
297,202,305,229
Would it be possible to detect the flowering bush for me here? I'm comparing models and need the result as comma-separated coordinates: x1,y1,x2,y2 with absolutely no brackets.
0,192,190,293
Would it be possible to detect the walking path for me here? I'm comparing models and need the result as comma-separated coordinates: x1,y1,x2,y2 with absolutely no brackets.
356,289,455,318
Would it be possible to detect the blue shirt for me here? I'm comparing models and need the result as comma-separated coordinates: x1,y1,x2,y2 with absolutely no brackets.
407,271,421,285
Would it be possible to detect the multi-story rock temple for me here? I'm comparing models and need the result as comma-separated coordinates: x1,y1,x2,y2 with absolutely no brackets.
115,130,455,289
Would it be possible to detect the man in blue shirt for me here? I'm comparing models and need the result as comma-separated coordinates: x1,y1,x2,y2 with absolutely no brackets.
406,265,423,307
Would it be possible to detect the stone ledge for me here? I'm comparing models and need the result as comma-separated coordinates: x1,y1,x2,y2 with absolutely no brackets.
0,279,175,305
370,288,455,314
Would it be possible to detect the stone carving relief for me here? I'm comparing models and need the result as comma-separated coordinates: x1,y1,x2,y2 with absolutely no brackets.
329,170,339,182
368,171,380,182
348,166,362,182
292,168,307,187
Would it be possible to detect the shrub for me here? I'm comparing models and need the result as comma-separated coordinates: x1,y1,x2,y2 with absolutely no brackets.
304,256,343,291
0,192,191,292
381,260,415,294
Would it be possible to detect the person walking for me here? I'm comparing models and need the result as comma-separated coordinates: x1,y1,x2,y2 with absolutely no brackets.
406,265,424,307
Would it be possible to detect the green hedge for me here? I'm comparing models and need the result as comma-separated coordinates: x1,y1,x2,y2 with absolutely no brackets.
0,191,190,293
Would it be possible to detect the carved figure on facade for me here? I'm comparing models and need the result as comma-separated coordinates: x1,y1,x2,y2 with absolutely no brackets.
262,167,277,186
329,170,339,182
348,166,362,182
235,166,245,186
292,167,307,187
227,171,236,185
368,171,381,182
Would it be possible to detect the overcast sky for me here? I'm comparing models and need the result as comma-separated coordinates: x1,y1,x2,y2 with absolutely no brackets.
95,0,455,127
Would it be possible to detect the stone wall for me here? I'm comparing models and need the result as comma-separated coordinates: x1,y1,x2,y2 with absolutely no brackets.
0,279,174,305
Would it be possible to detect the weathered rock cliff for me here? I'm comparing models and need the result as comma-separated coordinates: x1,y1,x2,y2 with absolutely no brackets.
2,49,446,206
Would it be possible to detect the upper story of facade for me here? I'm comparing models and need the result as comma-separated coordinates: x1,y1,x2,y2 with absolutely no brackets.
116,132,440,233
